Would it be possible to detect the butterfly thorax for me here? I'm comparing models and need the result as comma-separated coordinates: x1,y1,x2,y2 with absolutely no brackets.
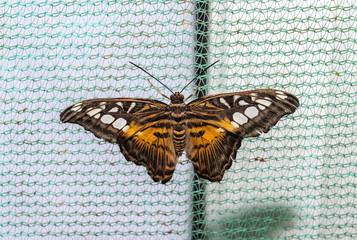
168,92,187,156
168,92,187,122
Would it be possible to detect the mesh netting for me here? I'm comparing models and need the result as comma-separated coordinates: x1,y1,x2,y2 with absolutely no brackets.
1,0,356,239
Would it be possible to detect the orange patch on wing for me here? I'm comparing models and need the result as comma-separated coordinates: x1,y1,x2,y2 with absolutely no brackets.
122,118,172,139
186,122,238,181
216,118,241,133
121,122,142,138
136,127,170,144
119,125,178,184
197,125,223,142
188,118,242,135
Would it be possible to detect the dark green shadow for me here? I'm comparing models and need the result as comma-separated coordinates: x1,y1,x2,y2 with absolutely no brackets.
204,205,294,240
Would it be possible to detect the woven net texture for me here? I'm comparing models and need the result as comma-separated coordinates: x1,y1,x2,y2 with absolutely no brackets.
1,0,356,239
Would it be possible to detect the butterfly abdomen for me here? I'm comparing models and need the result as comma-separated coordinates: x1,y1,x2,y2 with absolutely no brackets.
170,108,187,156
172,125,186,156
168,97,188,156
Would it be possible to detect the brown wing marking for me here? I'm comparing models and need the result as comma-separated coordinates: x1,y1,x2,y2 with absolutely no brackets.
119,123,178,184
185,121,242,182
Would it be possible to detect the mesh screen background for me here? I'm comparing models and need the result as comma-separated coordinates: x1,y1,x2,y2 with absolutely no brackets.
1,0,356,239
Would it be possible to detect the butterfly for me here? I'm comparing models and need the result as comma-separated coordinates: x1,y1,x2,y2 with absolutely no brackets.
60,61,299,184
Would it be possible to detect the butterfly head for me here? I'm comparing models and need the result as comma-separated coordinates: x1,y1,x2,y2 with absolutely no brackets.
170,92,185,104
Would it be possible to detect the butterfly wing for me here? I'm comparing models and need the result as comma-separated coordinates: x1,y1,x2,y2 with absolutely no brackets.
186,89,299,181
184,121,242,182
60,98,178,184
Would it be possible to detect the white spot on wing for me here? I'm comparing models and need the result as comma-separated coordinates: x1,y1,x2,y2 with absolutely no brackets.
98,102,106,110
217,127,225,132
113,118,127,130
233,112,248,125
256,99,272,107
239,100,249,106
116,102,124,108
94,114,100,119
251,93,258,101
245,107,259,118
127,102,136,113
72,103,82,107
122,125,130,132
109,107,119,113
233,95,240,102
277,94,288,100
71,106,82,112
264,97,273,103
101,115,115,124
219,98,230,108
258,104,266,110
231,121,240,128
87,108,101,117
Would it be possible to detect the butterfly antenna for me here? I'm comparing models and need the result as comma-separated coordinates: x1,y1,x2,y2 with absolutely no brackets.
180,60,220,93
129,62,174,95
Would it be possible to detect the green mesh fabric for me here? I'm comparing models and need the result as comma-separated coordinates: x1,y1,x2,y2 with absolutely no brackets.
1,0,356,239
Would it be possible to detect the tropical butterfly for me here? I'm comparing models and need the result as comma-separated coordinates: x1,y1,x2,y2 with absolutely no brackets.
60,61,299,184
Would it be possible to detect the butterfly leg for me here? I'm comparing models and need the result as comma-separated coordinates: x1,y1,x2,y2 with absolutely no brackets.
147,78,170,101
184,85,200,102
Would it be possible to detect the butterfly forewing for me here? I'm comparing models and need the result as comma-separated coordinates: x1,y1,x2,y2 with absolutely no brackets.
60,98,167,142
188,89,299,137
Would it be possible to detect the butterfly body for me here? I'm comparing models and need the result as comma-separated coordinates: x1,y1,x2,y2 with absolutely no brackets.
61,89,299,184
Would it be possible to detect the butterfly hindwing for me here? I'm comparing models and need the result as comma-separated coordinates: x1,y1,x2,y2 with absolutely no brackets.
185,121,242,181
119,122,178,184
60,98,178,183
185,89,299,181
